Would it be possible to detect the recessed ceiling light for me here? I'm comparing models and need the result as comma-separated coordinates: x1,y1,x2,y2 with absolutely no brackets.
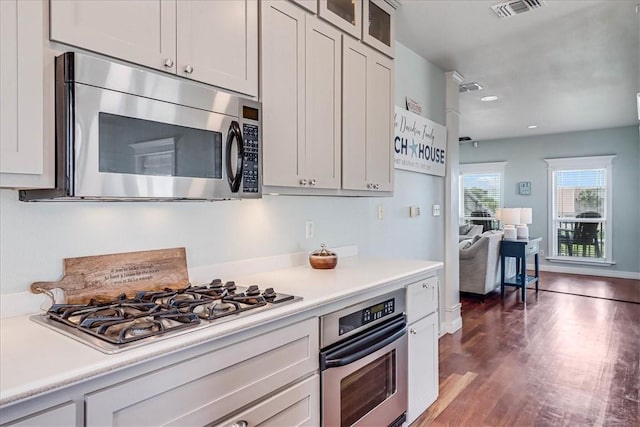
481,95,498,102
527,125,537,129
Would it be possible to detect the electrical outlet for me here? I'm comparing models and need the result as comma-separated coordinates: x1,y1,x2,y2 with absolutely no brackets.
432,204,441,216
377,204,384,220
540,249,544,257
409,206,421,217
305,220,314,239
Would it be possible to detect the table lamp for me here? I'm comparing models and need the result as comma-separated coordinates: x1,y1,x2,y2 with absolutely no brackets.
501,208,520,240
517,208,532,239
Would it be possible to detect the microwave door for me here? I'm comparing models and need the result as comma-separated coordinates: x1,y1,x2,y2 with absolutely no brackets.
225,121,244,193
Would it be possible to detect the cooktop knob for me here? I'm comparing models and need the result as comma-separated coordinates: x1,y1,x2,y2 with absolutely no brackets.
246,285,260,296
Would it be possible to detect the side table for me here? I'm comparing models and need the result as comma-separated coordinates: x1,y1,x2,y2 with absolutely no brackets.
500,237,541,302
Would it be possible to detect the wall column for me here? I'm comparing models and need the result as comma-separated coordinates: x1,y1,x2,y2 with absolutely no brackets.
442,71,464,334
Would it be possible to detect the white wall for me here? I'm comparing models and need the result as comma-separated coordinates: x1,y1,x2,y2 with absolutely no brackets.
0,42,446,295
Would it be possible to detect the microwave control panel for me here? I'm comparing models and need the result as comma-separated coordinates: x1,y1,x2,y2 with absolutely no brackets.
338,297,395,336
242,123,259,193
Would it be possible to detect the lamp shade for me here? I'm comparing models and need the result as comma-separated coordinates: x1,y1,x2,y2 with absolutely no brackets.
520,208,532,224
501,208,521,226
495,208,502,221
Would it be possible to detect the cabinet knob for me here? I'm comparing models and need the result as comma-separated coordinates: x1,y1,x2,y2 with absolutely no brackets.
184,64,194,74
310,179,317,186
367,183,373,189
410,328,417,335
374,184,380,190
300,179,307,186
163,58,174,68
422,283,428,289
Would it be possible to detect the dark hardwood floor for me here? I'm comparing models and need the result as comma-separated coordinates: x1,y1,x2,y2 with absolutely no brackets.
414,273,640,427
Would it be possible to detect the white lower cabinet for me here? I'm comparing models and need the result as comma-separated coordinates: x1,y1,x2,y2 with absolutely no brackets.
1,402,77,427
214,374,319,427
85,318,318,426
407,312,438,424
406,276,440,424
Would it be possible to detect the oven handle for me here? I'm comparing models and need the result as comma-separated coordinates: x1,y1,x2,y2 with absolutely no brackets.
321,316,406,370
225,120,244,193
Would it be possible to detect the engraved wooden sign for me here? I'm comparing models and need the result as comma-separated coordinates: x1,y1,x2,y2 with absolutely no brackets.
30,248,189,304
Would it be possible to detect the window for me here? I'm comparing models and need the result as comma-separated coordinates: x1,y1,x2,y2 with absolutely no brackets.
459,162,506,232
545,156,615,264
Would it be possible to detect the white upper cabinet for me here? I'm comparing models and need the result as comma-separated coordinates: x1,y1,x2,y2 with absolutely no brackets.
176,0,257,96
342,37,393,191
0,0,52,189
318,0,362,39
362,0,395,58
49,0,258,96
261,1,341,190
318,0,394,57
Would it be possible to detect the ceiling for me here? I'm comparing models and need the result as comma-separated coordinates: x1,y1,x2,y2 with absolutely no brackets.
395,0,640,141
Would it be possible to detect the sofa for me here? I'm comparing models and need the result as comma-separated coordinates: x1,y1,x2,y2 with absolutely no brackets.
458,224,483,242
459,230,514,297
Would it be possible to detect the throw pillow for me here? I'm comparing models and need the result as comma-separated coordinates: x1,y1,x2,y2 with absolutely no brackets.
459,224,471,235
458,239,473,250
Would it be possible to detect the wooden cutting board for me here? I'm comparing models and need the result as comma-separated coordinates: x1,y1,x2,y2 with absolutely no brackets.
30,247,189,304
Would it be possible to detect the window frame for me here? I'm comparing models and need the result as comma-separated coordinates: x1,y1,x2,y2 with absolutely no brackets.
544,155,615,265
459,162,507,227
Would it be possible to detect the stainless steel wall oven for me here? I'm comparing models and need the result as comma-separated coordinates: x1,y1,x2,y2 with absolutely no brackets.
320,289,407,427
20,52,261,201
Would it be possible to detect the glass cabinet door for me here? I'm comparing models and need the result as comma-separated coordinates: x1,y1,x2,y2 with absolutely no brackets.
319,0,362,39
363,0,394,58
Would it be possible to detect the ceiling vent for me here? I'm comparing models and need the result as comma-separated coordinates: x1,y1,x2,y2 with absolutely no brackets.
459,82,483,93
491,0,547,19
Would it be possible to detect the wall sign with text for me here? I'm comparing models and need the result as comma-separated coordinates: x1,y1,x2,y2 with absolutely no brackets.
393,106,447,177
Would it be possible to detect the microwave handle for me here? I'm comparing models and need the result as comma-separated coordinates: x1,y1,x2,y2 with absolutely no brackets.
226,120,244,193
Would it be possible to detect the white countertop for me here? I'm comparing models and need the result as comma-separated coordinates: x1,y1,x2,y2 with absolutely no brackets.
0,256,442,408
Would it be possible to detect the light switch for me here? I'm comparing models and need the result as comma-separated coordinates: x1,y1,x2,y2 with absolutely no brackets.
409,206,421,217
432,204,441,216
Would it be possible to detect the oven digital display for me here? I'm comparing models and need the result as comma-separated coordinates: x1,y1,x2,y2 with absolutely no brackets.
338,298,395,335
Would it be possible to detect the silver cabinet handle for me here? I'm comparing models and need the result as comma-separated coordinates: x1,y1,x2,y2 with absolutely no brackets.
310,179,317,186
229,421,248,427
163,58,174,68
299,179,307,186
184,64,194,74
410,328,417,335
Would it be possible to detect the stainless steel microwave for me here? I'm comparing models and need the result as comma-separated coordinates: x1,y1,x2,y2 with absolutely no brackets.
20,52,261,201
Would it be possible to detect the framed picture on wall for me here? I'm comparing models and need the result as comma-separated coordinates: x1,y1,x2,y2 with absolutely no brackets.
519,181,532,195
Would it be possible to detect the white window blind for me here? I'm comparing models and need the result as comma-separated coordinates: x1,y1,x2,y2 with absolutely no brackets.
555,169,606,218
462,172,501,218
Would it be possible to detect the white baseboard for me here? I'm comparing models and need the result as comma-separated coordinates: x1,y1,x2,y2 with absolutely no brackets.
440,302,462,335
528,263,640,280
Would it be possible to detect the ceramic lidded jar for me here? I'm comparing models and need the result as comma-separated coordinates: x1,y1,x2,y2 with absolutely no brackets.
309,243,338,269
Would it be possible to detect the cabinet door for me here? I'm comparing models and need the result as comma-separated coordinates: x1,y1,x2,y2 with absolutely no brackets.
261,0,306,188
2,401,77,427
318,0,361,39
407,312,439,425
177,0,258,96
342,37,393,191
304,16,342,189
362,0,394,58
366,48,394,191
214,375,320,427
50,0,176,72
406,275,439,324
0,0,50,188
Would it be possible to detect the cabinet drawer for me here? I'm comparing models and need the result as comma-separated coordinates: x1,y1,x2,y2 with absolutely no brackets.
214,374,319,427
86,318,318,426
406,276,438,323
1,401,77,427
526,240,539,255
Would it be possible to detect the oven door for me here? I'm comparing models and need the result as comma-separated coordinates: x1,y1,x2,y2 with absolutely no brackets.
73,83,239,200
321,315,408,427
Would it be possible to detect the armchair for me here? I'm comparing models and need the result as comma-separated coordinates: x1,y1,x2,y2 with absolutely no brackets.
459,231,514,297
